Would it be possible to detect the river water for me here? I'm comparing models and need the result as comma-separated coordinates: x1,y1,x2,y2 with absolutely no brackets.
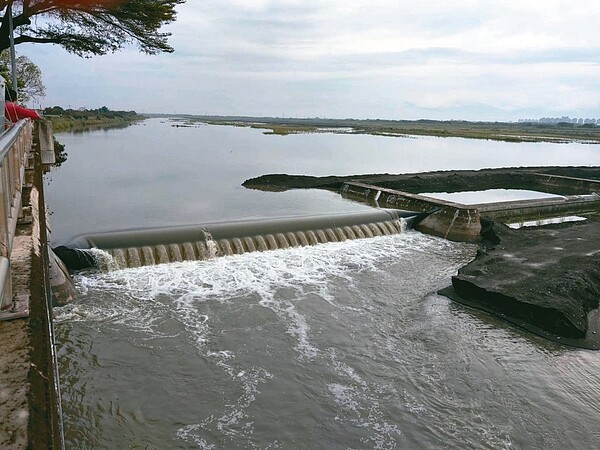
49,119,600,449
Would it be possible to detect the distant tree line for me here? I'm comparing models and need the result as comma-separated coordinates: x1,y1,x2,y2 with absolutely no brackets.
43,105,140,119
44,105,145,133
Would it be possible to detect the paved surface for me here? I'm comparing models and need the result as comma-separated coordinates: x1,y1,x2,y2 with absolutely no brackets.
0,229,34,449
0,319,29,449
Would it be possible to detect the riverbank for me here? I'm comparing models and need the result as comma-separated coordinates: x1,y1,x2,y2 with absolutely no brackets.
170,115,600,144
49,116,145,133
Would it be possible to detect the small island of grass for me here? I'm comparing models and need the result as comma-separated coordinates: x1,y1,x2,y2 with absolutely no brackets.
168,115,600,144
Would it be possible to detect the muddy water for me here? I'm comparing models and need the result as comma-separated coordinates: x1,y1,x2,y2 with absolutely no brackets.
50,119,600,448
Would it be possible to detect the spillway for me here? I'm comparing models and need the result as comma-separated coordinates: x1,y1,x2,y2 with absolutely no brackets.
56,209,423,271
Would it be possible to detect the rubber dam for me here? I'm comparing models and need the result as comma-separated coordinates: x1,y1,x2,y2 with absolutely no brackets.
55,209,426,271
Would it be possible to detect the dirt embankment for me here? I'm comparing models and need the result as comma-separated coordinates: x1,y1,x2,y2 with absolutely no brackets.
441,219,600,348
242,166,600,194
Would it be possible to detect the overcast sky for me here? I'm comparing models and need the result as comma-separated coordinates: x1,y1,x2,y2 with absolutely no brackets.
21,0,600,121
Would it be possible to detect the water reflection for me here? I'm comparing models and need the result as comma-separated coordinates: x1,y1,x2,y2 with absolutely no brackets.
419,188,563,205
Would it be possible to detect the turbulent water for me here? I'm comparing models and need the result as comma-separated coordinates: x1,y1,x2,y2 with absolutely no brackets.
51,119,600,449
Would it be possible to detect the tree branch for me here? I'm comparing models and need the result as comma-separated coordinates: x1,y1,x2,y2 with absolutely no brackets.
0,0,184,55
25,0,58,16
14,34,60,45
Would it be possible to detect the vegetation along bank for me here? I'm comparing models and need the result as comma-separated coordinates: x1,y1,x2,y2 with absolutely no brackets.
43,106,145,133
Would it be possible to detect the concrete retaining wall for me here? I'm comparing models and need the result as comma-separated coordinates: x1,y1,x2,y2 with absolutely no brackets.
341,181,482,241
478,194,600,222
532,173,600,194
341,179,600,242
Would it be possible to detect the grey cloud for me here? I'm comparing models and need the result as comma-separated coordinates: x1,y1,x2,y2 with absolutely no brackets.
21,0,600,121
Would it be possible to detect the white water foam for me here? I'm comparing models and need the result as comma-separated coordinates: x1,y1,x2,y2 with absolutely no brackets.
58,232,473,359
86,247,119,271
177,348,273,447
61,232,466,356
327,348,403,449
507,215,587,229
58,232,473,448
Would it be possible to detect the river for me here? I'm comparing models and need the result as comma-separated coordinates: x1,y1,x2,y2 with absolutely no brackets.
49,118,600,449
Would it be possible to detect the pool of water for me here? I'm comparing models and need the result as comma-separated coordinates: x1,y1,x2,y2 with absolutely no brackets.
418,189,563,205
507,215,588,229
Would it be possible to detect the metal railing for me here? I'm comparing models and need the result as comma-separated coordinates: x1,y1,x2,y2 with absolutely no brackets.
0,119,33,311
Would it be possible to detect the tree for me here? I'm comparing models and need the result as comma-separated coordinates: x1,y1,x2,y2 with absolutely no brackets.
0,0,185,56
0,49,45,104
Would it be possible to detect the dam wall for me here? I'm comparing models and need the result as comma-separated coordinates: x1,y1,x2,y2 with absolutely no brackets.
477,193,600,222
531,172,600,194
57,209,420,270
341,181,481,241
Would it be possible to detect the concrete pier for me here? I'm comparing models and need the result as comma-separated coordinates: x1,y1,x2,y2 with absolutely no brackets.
341,181,482,241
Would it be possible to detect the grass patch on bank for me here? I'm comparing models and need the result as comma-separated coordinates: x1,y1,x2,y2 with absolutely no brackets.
177,115,600,144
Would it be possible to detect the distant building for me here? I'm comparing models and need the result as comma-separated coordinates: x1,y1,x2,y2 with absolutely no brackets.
517,116,599,125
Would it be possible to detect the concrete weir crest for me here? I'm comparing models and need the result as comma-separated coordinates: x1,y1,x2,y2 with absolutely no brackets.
340,174,600,242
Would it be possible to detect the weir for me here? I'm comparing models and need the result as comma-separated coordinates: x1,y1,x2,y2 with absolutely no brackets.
56,209,423,270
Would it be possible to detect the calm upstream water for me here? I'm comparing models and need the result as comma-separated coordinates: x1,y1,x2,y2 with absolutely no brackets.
49,119,600,449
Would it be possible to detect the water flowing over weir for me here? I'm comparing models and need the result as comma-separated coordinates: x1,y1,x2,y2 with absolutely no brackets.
61,210,421,270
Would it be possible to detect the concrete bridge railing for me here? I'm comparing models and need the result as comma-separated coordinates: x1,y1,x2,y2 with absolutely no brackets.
0,119,33,311
0,116,65,448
